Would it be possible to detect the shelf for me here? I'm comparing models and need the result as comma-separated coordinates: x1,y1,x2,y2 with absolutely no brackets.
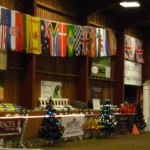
8,67,25,71
89,76,117,82
36,70,79,78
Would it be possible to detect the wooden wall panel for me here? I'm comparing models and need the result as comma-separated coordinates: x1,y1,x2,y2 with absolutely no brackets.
88,12,116,29
3,52,25,104
89,80,115,104
35,74,77,107
35,55,84,107
4,70,22,104
36,0,78,24
0,0,35,15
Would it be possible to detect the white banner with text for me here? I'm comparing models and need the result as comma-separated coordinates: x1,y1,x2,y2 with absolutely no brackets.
61,115,85,138
124,60,142,86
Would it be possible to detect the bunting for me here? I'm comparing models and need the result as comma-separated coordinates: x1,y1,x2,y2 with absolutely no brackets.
58,23,67,57
7,10,23,52
67,24,75,57
0,7,8,50
0,6,118,58
50,21,59,56
41,19,50,56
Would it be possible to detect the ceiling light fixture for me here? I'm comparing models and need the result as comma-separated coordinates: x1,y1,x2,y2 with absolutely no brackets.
120,1,140,7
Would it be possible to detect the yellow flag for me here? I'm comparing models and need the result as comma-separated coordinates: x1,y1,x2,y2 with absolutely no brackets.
28,16,41,54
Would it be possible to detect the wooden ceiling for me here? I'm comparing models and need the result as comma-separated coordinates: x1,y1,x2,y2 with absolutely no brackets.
77,0,150,30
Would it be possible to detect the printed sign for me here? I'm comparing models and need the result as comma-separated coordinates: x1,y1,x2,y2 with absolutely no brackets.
61,115,85,138
92,99,100,110
124,60,142,86
91,57,111,78
0,118,23,137
41,81,62,98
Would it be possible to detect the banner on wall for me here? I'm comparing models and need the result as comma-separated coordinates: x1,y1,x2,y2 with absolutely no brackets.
41,81,62,98
124,60,142,86
90,57,111,78
61,115,85,138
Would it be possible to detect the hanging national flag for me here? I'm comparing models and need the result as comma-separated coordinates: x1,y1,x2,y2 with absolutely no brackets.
0,7,8,50
135,39,144,63
41,19,50,56
99,28,106,57
125,35,135,61
107,30,116,56
58,23,67,57
89,27,97,57
74,25,82,56
28,16,41,54
105,29,110,56
67,24,75,57
23,14,31,53
7,10,23,52
96,28,100,57
50,21,59,56
81,26,90,56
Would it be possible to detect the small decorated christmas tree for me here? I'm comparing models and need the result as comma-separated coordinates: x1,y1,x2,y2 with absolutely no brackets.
98,98,117,137
132,101,146,131
38,97,64,145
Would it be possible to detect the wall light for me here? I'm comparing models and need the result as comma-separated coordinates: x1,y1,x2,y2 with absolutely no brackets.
120,1,140,7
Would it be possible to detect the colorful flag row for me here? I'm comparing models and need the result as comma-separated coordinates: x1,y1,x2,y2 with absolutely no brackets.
125,35,144,63
0,7,117,57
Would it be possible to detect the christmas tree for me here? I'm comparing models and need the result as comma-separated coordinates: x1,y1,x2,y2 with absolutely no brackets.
38,97,64,145
98,98,117,137
132,101,146,131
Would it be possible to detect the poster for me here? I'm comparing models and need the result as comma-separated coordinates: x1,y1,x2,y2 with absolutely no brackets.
90,57,111,78
41,81,62,98
92,99,100,110
124,60,142,86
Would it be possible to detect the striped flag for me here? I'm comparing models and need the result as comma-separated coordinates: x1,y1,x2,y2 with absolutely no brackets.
99,28,106,57
41,19,50,55
23,14,31,53
96,28,100,57
58,23,67,57
0,7,8,50
7,10,23,52
67,24,75,57
50,21,59,56
81,26,90,56
105,29,110,56
135,39,144,63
